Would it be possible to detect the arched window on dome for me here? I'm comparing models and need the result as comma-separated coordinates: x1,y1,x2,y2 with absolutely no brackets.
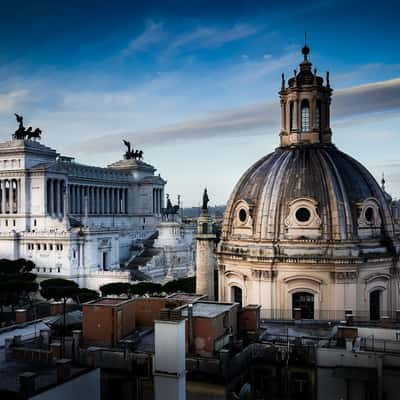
289,101,294,131
301,100,310,131
315,100,321,130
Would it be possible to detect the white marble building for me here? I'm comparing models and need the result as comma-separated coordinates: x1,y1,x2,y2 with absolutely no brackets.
0,136,166,290
138,202,195,282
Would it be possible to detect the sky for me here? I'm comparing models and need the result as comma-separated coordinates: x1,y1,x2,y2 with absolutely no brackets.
0,0,399,206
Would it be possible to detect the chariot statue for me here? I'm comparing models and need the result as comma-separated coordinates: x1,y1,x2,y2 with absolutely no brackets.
13,114,42,140
122,140,143,160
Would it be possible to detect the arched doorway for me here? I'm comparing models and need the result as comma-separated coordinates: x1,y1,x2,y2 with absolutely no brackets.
369,290,381,320
231,286,243,305
292,292,314,319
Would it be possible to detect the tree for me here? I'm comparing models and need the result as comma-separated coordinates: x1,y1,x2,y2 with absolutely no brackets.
74,288,99,304
40,278,79,350
162,277,195,294
0,259,38,312
100,282,132,297
130,282,162,296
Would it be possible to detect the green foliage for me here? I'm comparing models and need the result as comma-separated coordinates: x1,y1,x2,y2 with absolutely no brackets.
0,258,35,274
40,278,79,302
74,288,99,304
130,282,162,296
99,277,196,298
99,282,132,297
0,259,38,309
162,277,195,294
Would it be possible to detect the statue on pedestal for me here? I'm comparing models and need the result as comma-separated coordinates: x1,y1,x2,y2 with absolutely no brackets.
202,188,209,211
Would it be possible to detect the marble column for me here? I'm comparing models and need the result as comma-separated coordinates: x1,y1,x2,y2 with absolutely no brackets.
58,180,63,217
10,179,15,214
0,180,4,214
109,188,113,214
77,185,81,214
49,179,54,216
124,188,128,214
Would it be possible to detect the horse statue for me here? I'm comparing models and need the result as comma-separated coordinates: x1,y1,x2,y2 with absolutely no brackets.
12,114,42,140
27,128,42,140
122,140,144,160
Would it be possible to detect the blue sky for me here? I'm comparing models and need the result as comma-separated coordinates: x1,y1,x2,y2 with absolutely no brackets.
0,0,399,206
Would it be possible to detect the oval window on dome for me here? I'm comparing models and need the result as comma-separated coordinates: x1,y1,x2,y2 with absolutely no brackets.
238,208,247,223
295,207,311,223
365,207,374,222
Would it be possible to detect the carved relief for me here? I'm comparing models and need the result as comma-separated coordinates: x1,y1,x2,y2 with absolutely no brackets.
331,271,358,283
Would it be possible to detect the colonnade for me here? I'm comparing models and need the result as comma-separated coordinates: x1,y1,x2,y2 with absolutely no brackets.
153,188,163,214
68,184,128,215
0,178,21,214
46,179,65,217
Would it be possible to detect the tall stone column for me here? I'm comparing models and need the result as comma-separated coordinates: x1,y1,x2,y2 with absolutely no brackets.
58,180,63,217
103,187,107,214
110,188,114,214
10,179,15,214
195,206,216,300
125,188,128,214
49,179,54,216
77,185,81,214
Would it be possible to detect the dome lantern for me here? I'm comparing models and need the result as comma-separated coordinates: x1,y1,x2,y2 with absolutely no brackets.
279,44,333,147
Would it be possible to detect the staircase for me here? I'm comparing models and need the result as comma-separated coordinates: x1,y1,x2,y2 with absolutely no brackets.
125,231,160,281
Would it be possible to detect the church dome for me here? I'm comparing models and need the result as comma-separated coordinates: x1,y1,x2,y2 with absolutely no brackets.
222,144,396,246
220,46,398,259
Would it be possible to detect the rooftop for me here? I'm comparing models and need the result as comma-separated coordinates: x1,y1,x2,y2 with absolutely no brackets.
86,298,132,307
180,301,237,318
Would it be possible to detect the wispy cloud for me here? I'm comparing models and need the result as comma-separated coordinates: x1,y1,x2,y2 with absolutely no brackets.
169,24,261,50
122,20,164,55
74,77,400,153
0,89,29,113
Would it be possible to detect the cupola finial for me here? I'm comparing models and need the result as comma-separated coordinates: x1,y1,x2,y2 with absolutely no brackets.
302,32,310,61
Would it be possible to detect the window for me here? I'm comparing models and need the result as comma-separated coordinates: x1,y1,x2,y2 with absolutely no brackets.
49,244,53,251
295,207,311,223
43,244,47,250
5,220,8,227
57,267,60,273
365,207,374,222
289,101,294,130
238,208,247,223
12,220,15,227
315,101,321,130
43,268,46,273
60,244,63,251
301,100,310,131
36,244,41,250
33,219,37,227
73,249,76,258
